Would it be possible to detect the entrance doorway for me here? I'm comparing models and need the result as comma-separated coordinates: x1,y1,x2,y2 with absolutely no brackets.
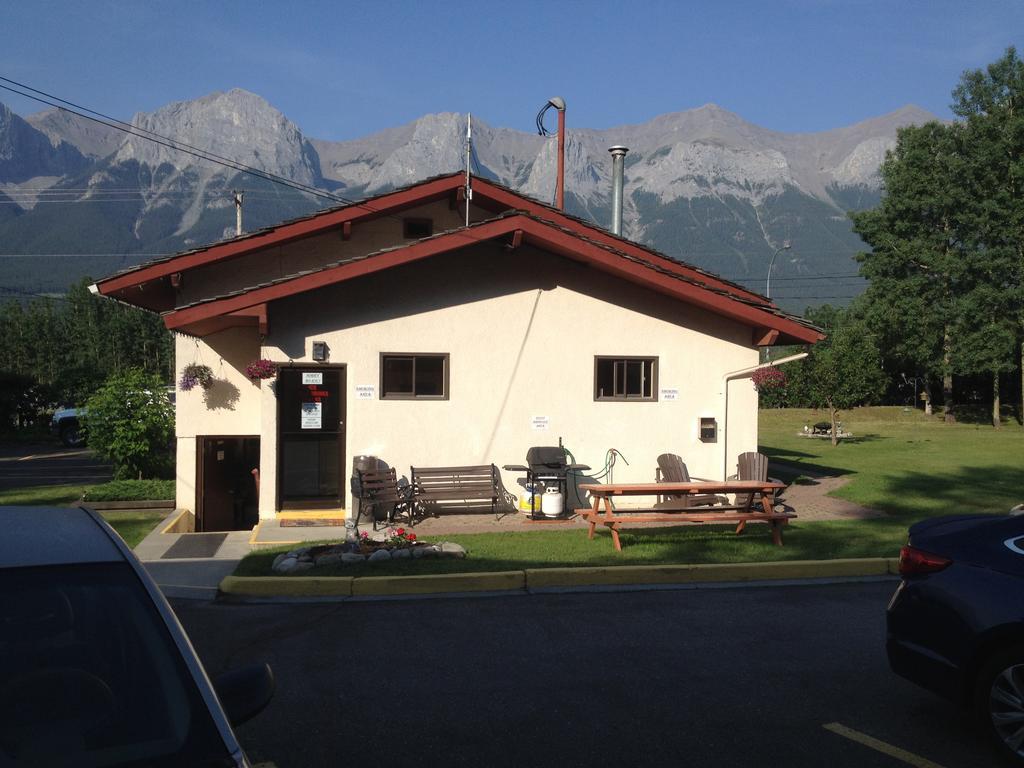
277,366,346,508
197,436,260,532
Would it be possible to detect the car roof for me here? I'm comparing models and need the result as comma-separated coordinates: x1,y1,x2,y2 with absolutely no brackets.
0,506,125,568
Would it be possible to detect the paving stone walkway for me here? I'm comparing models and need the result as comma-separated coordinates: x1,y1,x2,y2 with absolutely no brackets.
775,473,884,521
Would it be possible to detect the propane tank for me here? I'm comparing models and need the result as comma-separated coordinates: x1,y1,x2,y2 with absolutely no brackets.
542,486,564,518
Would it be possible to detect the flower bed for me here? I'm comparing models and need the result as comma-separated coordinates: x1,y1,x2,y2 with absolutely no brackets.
271,528,466,573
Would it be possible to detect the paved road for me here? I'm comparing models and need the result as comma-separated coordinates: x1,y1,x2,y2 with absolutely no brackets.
172,582,994,768
0,441,111,491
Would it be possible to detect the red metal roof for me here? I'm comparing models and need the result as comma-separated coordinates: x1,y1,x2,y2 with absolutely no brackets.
94,171,771,310
163,210,823,345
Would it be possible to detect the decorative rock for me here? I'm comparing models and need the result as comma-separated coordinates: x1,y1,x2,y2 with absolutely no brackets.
293,561,315,571
439,542,467,559
315,553,345,567
412,545,439,558
341,553,367,564
390,548,411,559
293,547,311,558
272,553,289,570
275,556,299,573
368,549,392,562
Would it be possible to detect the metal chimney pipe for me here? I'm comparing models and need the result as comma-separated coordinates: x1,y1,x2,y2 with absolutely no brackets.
608,146,629,235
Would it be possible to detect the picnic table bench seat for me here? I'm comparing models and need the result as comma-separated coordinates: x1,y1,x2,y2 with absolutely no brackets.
410,464,509,520
578,480,791,551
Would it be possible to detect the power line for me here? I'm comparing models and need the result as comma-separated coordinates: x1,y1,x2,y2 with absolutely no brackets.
0,76,499,251
0,76,342,206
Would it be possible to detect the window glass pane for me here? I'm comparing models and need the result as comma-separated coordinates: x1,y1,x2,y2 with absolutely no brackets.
596,359,614,399
414,356,445,396
625,360,643,396
383,357,414,395
595,357,657,400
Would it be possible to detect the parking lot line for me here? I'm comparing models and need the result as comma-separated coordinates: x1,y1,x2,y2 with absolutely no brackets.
823,722,947,768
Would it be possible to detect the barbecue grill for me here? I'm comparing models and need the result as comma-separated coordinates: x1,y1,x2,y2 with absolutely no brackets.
503,447,591,518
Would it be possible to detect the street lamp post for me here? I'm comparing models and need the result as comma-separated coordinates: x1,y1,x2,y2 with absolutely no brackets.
766,241,791,300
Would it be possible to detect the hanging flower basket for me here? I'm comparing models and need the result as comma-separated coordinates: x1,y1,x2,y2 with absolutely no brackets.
751,367,787,392
245,358,277,382
179,364,214,392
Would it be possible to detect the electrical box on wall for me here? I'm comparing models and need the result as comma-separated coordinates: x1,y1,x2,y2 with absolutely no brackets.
699,417,717,443
311,341,329,362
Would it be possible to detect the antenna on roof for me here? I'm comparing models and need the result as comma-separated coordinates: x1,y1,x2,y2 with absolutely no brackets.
464,113,473,227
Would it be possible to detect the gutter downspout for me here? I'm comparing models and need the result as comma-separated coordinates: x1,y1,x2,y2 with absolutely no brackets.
720,352,807,480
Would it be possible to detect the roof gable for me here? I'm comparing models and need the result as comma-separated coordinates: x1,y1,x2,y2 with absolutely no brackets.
95,171,769,310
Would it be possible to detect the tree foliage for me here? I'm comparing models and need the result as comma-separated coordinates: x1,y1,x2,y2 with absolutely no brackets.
851,47,1024,426
83,368,174,480
0,278,172,428
768,306,885,443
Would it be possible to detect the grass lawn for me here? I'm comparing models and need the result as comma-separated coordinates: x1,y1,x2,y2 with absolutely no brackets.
234,406,1024,578
0,483,166,549
234,517,906,578
759,406,1024,518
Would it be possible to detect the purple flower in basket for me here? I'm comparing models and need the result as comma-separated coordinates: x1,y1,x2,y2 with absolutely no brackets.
245,359,277,382
179,364,214,392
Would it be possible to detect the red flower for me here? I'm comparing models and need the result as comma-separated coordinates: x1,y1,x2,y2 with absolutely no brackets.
408,533,416,541
396,528,405,535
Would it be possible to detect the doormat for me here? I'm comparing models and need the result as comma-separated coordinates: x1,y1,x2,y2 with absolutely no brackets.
280,518,345,528
161,533,228,559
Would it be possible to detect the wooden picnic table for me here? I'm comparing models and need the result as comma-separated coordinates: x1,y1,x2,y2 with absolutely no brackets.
577,481,792,552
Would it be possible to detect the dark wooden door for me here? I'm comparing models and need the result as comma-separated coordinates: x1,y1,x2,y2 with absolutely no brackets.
278,367,346,506
198,437,260,531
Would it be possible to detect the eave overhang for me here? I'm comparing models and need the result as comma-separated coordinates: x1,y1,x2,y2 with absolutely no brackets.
163,212,824,345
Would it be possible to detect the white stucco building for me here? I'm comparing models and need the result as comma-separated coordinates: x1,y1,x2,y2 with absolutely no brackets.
94,173,822,531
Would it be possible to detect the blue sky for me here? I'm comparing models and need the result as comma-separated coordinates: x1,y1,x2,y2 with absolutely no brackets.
2,0,1021,140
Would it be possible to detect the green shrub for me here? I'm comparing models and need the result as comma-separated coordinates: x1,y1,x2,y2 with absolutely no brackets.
83,479,175,502
84,369,174,480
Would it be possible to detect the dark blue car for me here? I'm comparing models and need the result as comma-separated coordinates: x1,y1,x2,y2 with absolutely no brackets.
887,512,1024,763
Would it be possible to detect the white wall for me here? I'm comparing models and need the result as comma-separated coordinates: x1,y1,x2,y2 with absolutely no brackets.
255,242,759,515
173,327,261,511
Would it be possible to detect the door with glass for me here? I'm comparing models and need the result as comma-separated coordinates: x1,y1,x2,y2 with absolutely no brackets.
277,367,346,506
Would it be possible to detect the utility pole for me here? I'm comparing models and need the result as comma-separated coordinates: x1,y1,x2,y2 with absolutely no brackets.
233,190,244,236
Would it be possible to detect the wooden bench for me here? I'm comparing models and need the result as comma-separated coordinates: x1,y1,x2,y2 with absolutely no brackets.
410,464,508,520
578,481,792,551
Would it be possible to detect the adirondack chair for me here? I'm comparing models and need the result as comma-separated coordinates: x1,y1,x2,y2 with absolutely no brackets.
655,453,726,509
730,452,782,510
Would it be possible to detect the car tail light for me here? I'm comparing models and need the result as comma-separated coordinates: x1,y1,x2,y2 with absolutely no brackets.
898,545,952,575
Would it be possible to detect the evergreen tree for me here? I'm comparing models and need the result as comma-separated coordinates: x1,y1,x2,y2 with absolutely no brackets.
950,46,1024,421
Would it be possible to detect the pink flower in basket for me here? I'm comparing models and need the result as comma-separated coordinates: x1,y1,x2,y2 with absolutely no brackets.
245,359,277,382
751,367,787,392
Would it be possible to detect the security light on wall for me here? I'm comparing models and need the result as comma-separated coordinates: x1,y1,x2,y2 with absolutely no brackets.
311,341,329,362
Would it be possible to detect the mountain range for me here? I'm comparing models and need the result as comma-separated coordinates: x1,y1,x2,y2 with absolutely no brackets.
0,89,938,311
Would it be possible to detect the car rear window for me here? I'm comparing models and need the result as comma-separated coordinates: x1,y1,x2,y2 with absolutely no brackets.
0,562,234,767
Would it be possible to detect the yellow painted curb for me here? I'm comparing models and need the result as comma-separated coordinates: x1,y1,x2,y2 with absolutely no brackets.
219,558,898,599
525,558,897,589
352,570,525,596
161,508,193,534
219,575,354,597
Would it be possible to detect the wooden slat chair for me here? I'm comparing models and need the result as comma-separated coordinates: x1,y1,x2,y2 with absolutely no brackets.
655,454,726,510
355,467,416,529
730,452,785,532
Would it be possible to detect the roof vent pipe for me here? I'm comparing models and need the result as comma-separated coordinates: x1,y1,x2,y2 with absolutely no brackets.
608,145,629,236
536,97,567,210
